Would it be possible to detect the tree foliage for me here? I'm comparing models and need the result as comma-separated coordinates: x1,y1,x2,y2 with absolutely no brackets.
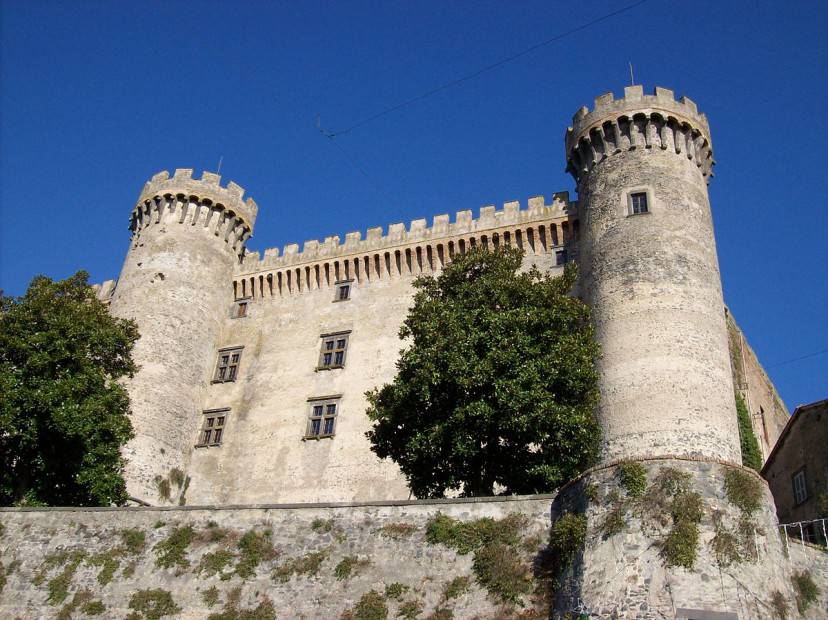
365,247,601,498
0,271,138,506
735,393,762,472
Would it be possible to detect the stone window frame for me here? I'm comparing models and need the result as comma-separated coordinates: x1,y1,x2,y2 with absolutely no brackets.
624,186,654,217
317,331,350,370
196,408,230,447
792,468,808,505
304,395,342,440
232,298,251,319
333,279,354,303
213,346,244,383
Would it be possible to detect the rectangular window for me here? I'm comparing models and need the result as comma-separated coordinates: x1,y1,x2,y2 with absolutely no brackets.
334,280,353,302
214,346,243,382
555,249,567,266
793,469,808,505
305,396,341,439
630,191,649,215
197,408,229,446
233,300,249,318
318,332,349,369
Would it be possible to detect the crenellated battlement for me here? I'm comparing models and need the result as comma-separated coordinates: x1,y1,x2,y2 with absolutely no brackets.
129,169,257,257
236,192,575,276
565,85,714,184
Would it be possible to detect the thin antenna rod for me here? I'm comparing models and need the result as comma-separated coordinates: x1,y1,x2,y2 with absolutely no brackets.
629,62,635,86
216,156,224,175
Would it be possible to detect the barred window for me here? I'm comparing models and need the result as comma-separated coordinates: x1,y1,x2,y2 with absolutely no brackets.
197,409,229,446
305,396,340,439
214,347,243,382
318,332,349,369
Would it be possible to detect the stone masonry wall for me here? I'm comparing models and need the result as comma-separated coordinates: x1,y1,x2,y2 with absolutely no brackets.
0,496,553,619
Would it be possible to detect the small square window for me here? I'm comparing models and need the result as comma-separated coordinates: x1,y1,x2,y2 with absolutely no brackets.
629,191,649,215
333,280,353,302
232,300,249,318
555,249,568,266
793,469,808,505
197,408,229,447
214,346,243,382
318,332,350,370
305,397,341,439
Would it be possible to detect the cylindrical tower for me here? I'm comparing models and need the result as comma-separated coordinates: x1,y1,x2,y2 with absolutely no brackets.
109,169,257,503
566,85,740,464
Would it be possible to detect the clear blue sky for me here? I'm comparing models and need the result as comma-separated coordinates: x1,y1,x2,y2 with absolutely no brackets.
1,1,826,411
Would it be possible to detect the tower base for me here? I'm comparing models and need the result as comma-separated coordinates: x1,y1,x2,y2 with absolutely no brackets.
550,459,804,619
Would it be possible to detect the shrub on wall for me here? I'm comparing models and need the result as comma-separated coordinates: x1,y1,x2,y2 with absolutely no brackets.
735,393,762,471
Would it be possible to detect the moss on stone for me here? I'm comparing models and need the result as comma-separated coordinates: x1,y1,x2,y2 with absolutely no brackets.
235,530,277,579
88,550,120,585
120,528,147,555
202,585,221,608
442,575,471,600
397,599,423,619
473,542,532,604
272,549,329,582
335,555,369,581
770,590,788,619
198,549,236,579
791,570,819,614
724,468,763,516
735,393,763,471
154,525,195,569
618,461,647,498
128,588,181,620
47,550,86,605
347,589,388,620
425,512,526,555
311,518,335,533
206,591,277,620
384,582,409,600
599,503,627,539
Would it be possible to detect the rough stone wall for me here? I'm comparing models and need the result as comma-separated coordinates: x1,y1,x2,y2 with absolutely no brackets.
763,400,828,524
0,496,552,619
570,86,740,464
726,308,790,461
109,170,256,505
187,198,572,505
551,458,816,619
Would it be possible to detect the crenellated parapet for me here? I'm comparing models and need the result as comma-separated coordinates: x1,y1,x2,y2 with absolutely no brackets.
129,169,258,257
237,192,575,275
565,85,715,184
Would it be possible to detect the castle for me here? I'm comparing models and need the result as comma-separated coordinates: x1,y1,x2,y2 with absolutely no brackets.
93,84,788,507
4,85,821,620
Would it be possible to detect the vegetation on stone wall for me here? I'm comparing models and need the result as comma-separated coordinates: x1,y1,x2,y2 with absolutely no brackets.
365,247,601,498
128,588,181,619
791,569,820,614
735,393,763,471
770,590,789,620
0,271,139,506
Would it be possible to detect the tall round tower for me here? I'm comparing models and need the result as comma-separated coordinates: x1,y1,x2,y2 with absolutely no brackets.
109,169,257,503
566,85,740,464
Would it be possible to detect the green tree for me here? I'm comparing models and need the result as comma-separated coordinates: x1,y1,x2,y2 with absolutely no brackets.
0,271,138,506
735,392,763,471
365,247,601,498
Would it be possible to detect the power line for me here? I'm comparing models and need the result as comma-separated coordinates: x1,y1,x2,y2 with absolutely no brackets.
766,347,828,370
325,0,649,137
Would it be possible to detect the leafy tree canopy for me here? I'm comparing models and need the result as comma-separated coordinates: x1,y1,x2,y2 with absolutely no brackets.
0,271,138,506
366,247,601,498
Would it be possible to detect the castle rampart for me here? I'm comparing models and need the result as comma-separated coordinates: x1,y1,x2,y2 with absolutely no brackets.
232,193,579,298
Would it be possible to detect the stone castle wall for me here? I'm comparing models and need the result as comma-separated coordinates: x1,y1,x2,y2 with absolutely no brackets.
0,496,552,619
187,195,576,505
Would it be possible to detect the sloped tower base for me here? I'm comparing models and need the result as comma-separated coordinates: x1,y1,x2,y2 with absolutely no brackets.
551,459,800,619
